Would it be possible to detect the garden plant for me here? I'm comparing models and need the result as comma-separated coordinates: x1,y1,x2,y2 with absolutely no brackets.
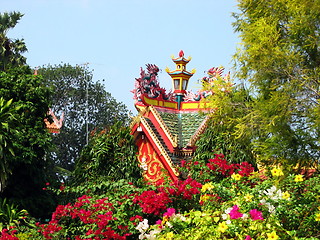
0,152,319,239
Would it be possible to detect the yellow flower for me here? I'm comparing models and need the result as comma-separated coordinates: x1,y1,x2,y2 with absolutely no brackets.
267,231,279,240
200,194,210,202
315,213,320,221
249,224,257,230
294,174,304,182
166,232,174,239
201,182,214,192
217,221,228,233
270,167,284,177
282,191,290,200
231,173,242,180
244,194,254,202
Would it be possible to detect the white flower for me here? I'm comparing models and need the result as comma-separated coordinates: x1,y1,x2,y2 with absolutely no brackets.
165,221,173,228
139,232,147,239
260,200,276,214
260,199,266,204
175,214,187,222
226,220,232,224
146,229,161,240
222,214,228,220
266,202,276,214
261,186,283,201
136,219,149,233
270,185,277,193
242,213,248,220
225,207,233,214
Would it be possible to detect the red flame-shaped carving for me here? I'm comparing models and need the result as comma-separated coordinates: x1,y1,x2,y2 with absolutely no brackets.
179,50,184,58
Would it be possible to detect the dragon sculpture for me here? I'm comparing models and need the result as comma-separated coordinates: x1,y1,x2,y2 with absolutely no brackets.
184,66,232,102
132,65,232,103
132,64,175,102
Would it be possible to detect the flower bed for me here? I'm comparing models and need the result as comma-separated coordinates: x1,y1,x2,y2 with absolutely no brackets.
1,155,319,239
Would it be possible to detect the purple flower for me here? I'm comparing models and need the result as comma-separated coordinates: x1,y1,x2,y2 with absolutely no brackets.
249,209,264,220
245,235,252,240
229,205,243,219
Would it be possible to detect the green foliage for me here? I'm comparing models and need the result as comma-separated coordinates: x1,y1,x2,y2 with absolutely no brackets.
195,71,256,167
0,98,21,191
73,122,142,185
38,63,129,178
232,0,320,168
0,11,27,71
0,66,56,219
0,198,28,230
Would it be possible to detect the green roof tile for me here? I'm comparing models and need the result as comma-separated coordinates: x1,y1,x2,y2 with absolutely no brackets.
158,111,206,147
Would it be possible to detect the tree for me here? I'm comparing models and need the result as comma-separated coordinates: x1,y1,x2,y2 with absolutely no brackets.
0,11,27,71
194,67,255,167
38,64,129,178
0,66,55,218
0,98,21,191
73,122,142,185
232,0,320,168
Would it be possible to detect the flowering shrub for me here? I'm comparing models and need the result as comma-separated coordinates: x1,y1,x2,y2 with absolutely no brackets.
36,194,133,239
0,229,18,240
182,153,256,184
24,176,202,239
141,166,320,239
2,154,319,239
133,177,202,217
133,190,172,216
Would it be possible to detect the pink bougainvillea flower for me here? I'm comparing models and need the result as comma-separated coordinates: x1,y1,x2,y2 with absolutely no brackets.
163,208,176,217
249,209,264,220
180,160,186,167
229,205,243,219
245,235,252,240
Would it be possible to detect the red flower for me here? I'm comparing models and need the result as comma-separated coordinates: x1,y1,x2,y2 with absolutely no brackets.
180,160,186,168
133,190,172,215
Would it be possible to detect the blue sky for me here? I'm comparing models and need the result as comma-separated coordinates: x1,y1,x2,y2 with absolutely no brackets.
3,0,239,112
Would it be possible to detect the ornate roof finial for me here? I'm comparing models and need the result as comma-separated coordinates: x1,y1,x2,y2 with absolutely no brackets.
179,50,184,58
33,67,38,75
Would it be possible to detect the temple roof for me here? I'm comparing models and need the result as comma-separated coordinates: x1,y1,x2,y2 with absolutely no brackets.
131,52,231,182
44,109,64,134
157,109,207,148
132,105,209,168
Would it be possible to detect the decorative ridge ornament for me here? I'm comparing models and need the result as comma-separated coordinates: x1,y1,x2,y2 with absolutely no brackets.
179,50,184,58
170,50,192,64
44,109,64,133
165,51,196,108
